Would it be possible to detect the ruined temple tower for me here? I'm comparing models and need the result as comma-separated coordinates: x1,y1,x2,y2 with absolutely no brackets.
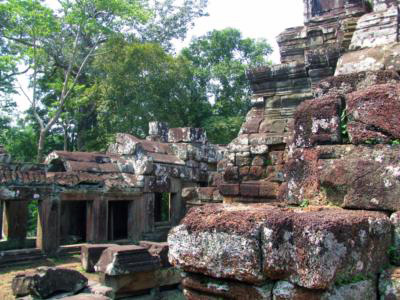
168,0,400,298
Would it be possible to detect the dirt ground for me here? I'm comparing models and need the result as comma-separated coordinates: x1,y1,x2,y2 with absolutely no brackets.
0,255,100,300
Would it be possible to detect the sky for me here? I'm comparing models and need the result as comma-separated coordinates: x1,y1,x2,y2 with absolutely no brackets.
178,0,305,62
15,0,305,111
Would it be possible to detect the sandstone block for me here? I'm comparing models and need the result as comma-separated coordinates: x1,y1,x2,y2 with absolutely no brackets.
262,208,390,289
273,279,377,300
219,184,240,196
168,204,391,289
94,245,160,276
182,272,273,300
335,43,400,76
168,205,270,284
101,267,180,298
283,145,400,211
346,83,400,144
294,94,342,148
314,70,400,98
81,244,117,273
168,128,207,144
139,241,170,268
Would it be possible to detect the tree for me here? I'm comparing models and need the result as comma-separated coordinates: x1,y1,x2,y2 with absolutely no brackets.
181,28,272,143
0,0,152,161
85,39,211,149
0,0,209,160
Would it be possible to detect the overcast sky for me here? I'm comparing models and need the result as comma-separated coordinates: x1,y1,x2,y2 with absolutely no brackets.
15,0,305,111
178,0,305,62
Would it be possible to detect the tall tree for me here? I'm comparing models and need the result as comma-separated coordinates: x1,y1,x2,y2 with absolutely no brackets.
84,39,211,150
181,28,272,143
0,0,209,159
0,0,152,161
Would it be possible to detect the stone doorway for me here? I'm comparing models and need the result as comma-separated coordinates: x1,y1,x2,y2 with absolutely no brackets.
108,201,128,241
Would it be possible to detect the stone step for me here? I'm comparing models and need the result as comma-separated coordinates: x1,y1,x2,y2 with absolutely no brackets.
168,204,391,290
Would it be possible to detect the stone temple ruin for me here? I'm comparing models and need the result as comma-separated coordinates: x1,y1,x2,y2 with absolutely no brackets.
4,0,400,299
0,124,224,257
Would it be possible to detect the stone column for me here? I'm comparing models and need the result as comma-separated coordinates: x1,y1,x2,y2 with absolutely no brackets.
36,194,60,255
86,198,108,243
128,194,153,241
0,200,3,240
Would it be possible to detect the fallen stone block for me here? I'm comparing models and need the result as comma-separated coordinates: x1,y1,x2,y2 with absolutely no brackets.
182,272,274,300
293,94,343,148
81,244,117,273
83,281,113,298
12,267,88,298
168,204,391,289
94,245,160,276
100,267,180,299
139,241,170,267
346,83,400,144
169,205,270,284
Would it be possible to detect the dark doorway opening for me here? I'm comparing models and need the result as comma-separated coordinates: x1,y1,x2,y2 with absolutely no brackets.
60,201,87,245
108,201,128,240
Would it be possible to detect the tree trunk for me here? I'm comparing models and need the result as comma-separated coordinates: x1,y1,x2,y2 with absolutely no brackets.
37,129,46,163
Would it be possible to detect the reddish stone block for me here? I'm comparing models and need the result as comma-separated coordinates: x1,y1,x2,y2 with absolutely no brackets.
259,182,280,199
346,83,400,144
139,241,170,268
240,182,260,197
223,166,239,183
248,166,265,180
219,184,240,196
294,94,343,148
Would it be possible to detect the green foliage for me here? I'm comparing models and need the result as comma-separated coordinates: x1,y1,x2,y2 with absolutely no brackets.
202,116,244,145
388,245,400,264
86,40,212,149
27,200,38,237
364,139,379,145
181,28,272,117
335,273,370,286
299,199,309,208
340,108,349,143
391,139,400,145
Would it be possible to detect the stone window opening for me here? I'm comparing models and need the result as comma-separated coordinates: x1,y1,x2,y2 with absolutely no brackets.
154,192,171,224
